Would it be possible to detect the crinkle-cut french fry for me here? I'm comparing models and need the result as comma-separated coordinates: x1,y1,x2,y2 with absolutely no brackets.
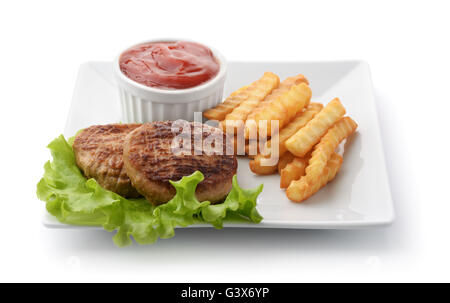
247,74,309,120
286,153,343,202
285,98,346,157
249,154,278,175
231,135,244,156
262,103,323,159
244,83,312,139
203,85,249,121
249,104,321,175
231,136,257,158
245,140,258,158
280,157,308,188
221,98,262,132
277,152,295,174
221,72,280,132
305,117,357,184
220,119,245,134
249,104,321,176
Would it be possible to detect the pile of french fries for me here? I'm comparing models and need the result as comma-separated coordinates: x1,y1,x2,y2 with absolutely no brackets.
203,72,357,203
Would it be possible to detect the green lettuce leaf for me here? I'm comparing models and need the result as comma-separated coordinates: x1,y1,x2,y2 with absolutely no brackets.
201,176,263,228
37,135,263,247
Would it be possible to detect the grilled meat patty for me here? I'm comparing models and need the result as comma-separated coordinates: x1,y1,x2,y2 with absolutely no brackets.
72,124,142,198
123,121,237,205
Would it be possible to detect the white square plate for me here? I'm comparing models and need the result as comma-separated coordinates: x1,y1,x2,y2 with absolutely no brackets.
43,61,394,229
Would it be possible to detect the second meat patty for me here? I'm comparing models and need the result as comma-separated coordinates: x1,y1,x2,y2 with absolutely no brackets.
123,121,237,205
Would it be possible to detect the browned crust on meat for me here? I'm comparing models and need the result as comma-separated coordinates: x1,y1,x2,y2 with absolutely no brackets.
72,124,142,198
123,121,237,205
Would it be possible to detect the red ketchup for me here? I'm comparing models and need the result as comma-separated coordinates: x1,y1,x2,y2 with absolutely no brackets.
119,41,220,90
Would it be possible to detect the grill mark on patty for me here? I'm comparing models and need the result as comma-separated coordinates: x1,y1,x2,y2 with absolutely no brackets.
72,123,142,198
125,121,236,184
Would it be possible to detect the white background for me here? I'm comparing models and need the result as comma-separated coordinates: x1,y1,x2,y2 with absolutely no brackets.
0,0,448,282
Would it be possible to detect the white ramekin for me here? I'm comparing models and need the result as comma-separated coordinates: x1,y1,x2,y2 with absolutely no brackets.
113,39,227,123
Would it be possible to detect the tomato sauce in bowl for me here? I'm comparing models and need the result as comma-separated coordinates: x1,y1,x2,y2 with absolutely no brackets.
119,41,220,90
